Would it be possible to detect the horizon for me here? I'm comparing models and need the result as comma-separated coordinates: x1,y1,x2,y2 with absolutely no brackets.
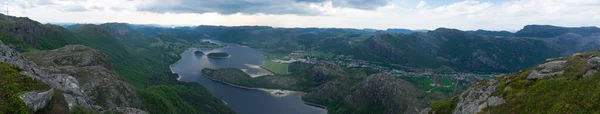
44,21,597,33
3,0,599,31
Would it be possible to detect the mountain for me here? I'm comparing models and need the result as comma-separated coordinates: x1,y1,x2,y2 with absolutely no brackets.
430,51,600,113
4,13,600,114
0,14,81,51
467,29,513,37
0,14,232,114
386,28,413,34
514,25,600,38
0,42,145,113
152,25,600,73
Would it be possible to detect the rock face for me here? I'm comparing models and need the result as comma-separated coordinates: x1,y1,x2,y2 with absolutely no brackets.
584,57,600,77
527,60,566,80
23,45,143,110
452,80,505,114
0,41,91,111
0,41,145,113
19,89,54,112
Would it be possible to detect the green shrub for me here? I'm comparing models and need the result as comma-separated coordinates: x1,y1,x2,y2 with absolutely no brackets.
0,62,51,113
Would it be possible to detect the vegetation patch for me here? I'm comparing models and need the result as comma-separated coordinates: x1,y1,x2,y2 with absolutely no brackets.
207,52,230,59
430,97,459,114
0,62,51,113
482,51,600,113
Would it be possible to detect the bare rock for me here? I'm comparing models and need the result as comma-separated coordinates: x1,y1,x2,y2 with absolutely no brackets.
19,89,54,112
102,107,149,114
588,57,600,68
453,80,504,114
527,60,566,80
22,45,142,109
584,69,597,78
0,41,144,112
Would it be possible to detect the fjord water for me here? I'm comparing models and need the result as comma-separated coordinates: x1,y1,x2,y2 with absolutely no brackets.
170,40,326,114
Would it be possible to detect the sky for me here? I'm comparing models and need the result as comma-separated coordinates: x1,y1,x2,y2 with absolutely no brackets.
2,0,600,31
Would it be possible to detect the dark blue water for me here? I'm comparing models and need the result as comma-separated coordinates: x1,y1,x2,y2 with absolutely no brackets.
170,40,326,114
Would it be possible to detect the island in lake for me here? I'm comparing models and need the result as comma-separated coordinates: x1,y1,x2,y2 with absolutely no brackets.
207,52,230,59
194,51,205,55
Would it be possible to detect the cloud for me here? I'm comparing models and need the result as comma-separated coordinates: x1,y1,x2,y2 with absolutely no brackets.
300,0,391,10
61,4,88,12
136,0,392,15
416,1,426,9
5,0,600,31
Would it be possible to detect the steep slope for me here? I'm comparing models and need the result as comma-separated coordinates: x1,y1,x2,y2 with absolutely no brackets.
0,42,145,113
67,25,233,114
1,14,233,114
430,51,600,113
0,14,80,51
23,45,142,110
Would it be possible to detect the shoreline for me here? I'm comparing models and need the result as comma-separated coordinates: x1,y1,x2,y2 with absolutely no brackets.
171,46,328,113
203,74,329,112
243,64,273,78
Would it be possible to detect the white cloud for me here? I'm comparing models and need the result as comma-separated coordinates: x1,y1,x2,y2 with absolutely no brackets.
416,1,426,9
4,0,600,31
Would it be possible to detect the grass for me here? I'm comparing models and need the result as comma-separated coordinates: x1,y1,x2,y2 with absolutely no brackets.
262,53,290,75
456,51,600,113
430,97,459,114
0,62,52,113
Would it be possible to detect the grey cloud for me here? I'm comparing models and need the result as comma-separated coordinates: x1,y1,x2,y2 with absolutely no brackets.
137,0,391,15
61,4,88,12
298,0,391,10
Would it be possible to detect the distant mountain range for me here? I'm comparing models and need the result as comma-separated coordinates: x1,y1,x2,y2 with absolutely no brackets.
2,13,600,114
130,24,599,73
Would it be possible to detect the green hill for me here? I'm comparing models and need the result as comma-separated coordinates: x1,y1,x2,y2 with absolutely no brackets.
431,51,600,113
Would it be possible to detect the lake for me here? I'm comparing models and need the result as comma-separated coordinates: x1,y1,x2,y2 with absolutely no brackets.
170,40,326,114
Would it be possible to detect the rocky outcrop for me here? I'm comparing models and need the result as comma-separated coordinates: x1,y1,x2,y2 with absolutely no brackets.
23,45,143,110
19,89,54,112
25,45,112,69
0,41,144,113
527,60,566,80
0,41,92,111
452,80,504,114
584,57,600,77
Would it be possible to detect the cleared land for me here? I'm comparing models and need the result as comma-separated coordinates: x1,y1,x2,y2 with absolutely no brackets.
262,53,290,75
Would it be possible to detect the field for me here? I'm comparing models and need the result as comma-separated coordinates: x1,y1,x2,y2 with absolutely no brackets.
262,53,290,75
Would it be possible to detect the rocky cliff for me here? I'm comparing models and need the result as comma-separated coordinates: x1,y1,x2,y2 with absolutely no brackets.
0,41,145,113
